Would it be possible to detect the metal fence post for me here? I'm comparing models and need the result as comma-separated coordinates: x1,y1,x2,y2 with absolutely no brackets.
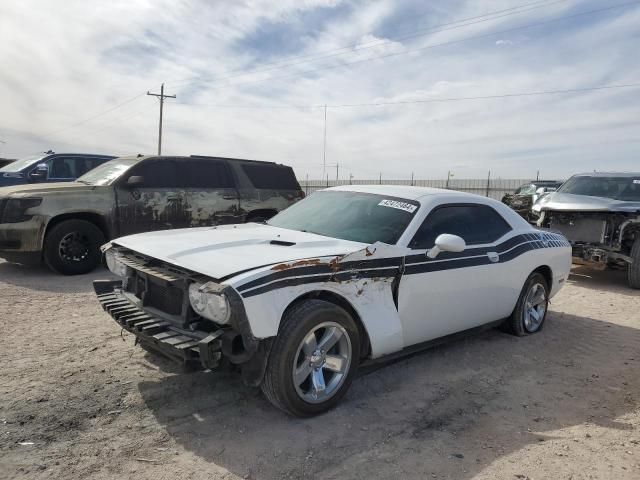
485,170,491,197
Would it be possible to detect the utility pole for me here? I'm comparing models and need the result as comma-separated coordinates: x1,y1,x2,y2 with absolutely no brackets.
147,83,176,155
322,105,327,180
335,163,339,181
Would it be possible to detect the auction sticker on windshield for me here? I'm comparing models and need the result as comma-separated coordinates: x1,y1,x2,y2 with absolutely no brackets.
378,199,418,213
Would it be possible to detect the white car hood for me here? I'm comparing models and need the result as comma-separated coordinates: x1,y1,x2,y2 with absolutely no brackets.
112,223,367,279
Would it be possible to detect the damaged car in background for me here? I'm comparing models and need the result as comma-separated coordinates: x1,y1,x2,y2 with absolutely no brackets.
94,185,571,416
534,172,640,288
0,155,303,274
501,180,562,222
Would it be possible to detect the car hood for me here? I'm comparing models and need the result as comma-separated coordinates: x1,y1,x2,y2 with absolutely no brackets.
111,223,368,280
536,192,640,213
0,181,96,197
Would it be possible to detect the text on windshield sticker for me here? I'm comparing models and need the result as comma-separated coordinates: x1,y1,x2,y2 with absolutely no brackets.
378,199,418,213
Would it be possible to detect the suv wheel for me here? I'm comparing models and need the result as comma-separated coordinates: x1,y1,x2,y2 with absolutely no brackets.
628,238,640,289
44,219,105,275
261,300,360,417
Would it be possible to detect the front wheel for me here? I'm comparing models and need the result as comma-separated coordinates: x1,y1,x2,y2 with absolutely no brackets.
627,238,640,289
261,300,360,417
43,219,105,275
502,272,549,336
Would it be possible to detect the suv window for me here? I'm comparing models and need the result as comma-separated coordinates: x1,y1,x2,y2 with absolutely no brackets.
410,204,511,249
126,160,177,188
179,160,235,188
241,163,300,190
47,157,77,179
75,157,104,177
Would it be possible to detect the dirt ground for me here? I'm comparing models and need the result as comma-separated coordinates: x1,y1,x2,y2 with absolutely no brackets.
1,261,638,480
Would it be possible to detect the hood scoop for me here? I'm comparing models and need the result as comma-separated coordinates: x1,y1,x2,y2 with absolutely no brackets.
270,240,296,246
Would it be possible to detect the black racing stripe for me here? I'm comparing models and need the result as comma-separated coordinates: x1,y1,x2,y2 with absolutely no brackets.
238,232,569,296
237,255,403,292
242,274,334,298
332,267,400,282
404,254,491,275
238,264,334,292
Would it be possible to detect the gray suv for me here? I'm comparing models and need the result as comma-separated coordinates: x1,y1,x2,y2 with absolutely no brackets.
0,155,304,274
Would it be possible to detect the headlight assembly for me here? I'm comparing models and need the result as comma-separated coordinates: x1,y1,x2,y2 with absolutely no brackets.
188,282,231,325
104,248,132,277
1,197,42,223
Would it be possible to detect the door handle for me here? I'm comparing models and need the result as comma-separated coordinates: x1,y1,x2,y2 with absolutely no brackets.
487,252,499,263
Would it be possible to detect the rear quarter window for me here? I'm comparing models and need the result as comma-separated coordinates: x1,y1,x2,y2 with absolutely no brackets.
241,163,300,190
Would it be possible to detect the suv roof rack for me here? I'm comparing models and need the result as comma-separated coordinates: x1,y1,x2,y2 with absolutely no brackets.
189,155,277,165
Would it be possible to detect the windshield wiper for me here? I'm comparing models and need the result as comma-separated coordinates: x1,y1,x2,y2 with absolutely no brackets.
75,179,92,185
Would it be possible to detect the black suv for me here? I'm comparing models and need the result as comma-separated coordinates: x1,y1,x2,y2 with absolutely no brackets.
0,155,304,274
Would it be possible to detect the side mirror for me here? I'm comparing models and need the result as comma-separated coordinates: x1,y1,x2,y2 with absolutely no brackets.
427,234,466,259
29,164,49,182
126,175,144,188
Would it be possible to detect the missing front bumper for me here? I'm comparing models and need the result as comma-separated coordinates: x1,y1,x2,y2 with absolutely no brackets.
93,279,223,370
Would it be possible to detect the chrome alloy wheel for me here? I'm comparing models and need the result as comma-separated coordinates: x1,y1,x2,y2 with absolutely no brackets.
292,321,352,404
523,282,547,332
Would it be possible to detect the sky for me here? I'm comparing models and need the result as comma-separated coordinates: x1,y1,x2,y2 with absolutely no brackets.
0,0,638,180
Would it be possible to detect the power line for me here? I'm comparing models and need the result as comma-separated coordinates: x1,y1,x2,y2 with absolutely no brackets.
173,82,640,110
170,1,640,94
169,0,567,89
43,92,146,138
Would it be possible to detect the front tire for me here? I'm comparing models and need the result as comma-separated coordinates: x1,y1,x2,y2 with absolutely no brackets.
43,219,105,275
627,238,640,289
503,272,549,336
261,300,360,417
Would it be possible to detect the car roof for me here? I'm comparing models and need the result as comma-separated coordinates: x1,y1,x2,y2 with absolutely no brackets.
325,184,482,201
117,154,290,167
46,153,115,157
572,172,640,177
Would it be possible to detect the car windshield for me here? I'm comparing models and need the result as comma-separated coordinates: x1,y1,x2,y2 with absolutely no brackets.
76,157,139,185
515,184,536,195
0,155,45,173
558,176,640,202
267,190,419,244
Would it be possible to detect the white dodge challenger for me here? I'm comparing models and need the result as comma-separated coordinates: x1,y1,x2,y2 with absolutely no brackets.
95,185,571,416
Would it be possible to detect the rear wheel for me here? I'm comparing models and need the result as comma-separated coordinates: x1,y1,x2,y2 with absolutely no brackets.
261,300,360,417
43,219,105,275
627,238,640,289
502,272,549,336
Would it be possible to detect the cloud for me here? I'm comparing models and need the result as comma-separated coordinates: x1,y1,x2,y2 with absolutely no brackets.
0,0,638,180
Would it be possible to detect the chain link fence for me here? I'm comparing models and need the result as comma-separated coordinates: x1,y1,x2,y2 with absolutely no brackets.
299,178,554,200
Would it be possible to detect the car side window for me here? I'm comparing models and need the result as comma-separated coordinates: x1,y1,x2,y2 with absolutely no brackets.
178,160,235,188
47,157,77,179
74,157,102,177
409,204,512,249
126,160,177,188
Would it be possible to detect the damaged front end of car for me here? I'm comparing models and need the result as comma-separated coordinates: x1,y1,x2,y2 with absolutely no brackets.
537,208,640,268
94,244,270,386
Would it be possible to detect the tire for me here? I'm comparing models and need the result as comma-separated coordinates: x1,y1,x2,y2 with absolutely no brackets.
43,219,105,275
502,272,549,336
627,238,640,289
261,299,360,417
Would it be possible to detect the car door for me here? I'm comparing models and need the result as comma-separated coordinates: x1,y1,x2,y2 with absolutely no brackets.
115,158,190,236
181,159,242,226
398,202,514,346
